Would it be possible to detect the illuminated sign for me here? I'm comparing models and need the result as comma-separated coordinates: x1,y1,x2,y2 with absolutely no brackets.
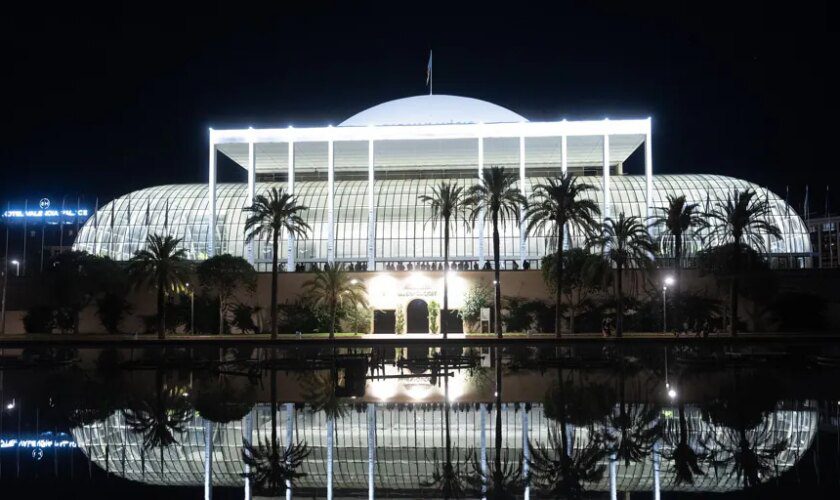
2,209,90,218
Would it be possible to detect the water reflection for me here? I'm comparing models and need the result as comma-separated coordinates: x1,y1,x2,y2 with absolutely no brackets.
0,343,838,498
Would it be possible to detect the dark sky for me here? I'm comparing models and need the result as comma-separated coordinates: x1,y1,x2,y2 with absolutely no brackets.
0,1,831,212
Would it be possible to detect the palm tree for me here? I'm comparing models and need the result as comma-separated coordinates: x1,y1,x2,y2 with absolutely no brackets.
593,213,656,336
303,264,367,339
529,426,606,499
128,234,191,339
465,167,526,338
703,189,781,335
419,182,468,339
243,187,311,339
525,174,600,337
648,194,707,284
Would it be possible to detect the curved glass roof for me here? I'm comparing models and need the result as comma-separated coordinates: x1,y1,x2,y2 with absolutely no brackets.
339,95,528,127
72,174,811,269
72,401,817,493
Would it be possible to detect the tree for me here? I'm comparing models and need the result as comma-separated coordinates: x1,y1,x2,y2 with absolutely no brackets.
465,167,526,338
419,182,468,339
703,189,781,335
303,264,366,339
197,254,257,334
128,234,191,339
46,251,127,334
243,187,310,339
96,292,133,334
662,400,707,486
525,174,600,337
592,213,656,336
541,248,610,334
647,195,707,282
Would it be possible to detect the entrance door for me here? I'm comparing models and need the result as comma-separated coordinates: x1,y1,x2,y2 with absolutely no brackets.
373,310,396,334
406,299,429,333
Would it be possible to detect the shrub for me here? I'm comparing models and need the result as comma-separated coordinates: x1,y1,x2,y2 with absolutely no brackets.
458,284,492,323
231,303,261,334
427,301,440,334
96,293,133,334
340,306,372,334
23,305,55,333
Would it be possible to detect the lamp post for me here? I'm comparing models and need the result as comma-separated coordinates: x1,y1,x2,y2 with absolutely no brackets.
11,260,19,277
662,275,674,333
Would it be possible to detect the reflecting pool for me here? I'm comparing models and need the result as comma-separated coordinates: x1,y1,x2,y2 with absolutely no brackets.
1,342,839,499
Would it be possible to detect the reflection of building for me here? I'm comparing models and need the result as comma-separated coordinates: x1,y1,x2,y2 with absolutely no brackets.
72,401,818,495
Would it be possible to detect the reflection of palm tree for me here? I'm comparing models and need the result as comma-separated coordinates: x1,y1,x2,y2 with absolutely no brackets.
530,353,608,498
529,426,606,499
242,362,310,496
424,353,471,498
468,348,524,499
661,401,707,485
123,369,192,469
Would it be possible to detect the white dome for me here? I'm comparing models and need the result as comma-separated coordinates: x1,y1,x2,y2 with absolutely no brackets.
339,95,528,127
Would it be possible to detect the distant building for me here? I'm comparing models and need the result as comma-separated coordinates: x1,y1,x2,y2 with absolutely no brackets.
807,214,840,268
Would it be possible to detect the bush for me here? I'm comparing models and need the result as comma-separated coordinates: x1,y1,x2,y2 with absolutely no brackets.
277,299,324,334
231,303,261,334
340,306,372,334
96,293,133,334
503,297,554,333
459,284,492,323
771,292,827,332
23,305,55,333
427,301,440,334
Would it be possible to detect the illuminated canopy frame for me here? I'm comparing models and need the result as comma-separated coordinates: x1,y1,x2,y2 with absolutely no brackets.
208,95,653,268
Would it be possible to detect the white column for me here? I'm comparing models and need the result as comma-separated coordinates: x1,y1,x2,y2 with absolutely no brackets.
285,403,294,500
367,403,376,500
208,133,217,257
287,141,296,268
653,440,661,500
327,138,335,264
327,417,334,500
478,137,485,267
645,119,653,218
367,139,376,270
246,136,256,265
243,410,254,500
519,136,527,267
561,134,568,175
602,134,611,220
609,452,617,500
480,403,488,497
522,408,530,500
204,419,213,500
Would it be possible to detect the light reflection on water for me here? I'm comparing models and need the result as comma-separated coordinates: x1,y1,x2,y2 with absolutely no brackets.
1,343,839,499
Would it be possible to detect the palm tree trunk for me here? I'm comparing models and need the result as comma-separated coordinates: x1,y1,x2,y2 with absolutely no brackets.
270,367,277,457
330,298,337,340
730,244,739,336
271,229,280,340
443,219,450,340
443,355,452,470
494,348,503,481
554,222,565,337
492,210,502,338
219,297,224,335
615,264,624,337
674,232,682,329
157,274,166,340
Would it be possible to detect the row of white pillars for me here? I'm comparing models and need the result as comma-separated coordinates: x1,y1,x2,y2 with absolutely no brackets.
210,122,654,261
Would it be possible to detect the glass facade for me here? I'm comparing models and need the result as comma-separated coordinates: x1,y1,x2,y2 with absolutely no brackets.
72,174,811,270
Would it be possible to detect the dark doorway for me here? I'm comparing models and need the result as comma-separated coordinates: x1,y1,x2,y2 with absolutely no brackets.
441,310,463,334
406,299,429,333
373,310,396,333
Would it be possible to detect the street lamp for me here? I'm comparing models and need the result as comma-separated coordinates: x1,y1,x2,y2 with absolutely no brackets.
10,260,19,277
662,275,675,333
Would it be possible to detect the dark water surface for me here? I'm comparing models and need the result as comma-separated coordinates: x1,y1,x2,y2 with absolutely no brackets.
1,342,839,499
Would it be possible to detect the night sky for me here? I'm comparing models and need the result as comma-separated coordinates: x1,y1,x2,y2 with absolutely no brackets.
0,1,831,213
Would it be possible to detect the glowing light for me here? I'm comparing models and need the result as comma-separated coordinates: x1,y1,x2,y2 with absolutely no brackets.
663,276,675,287
350,279,359,285
369,379,398,400
406,384,432,401
5,400,15,410
667,388,677,399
